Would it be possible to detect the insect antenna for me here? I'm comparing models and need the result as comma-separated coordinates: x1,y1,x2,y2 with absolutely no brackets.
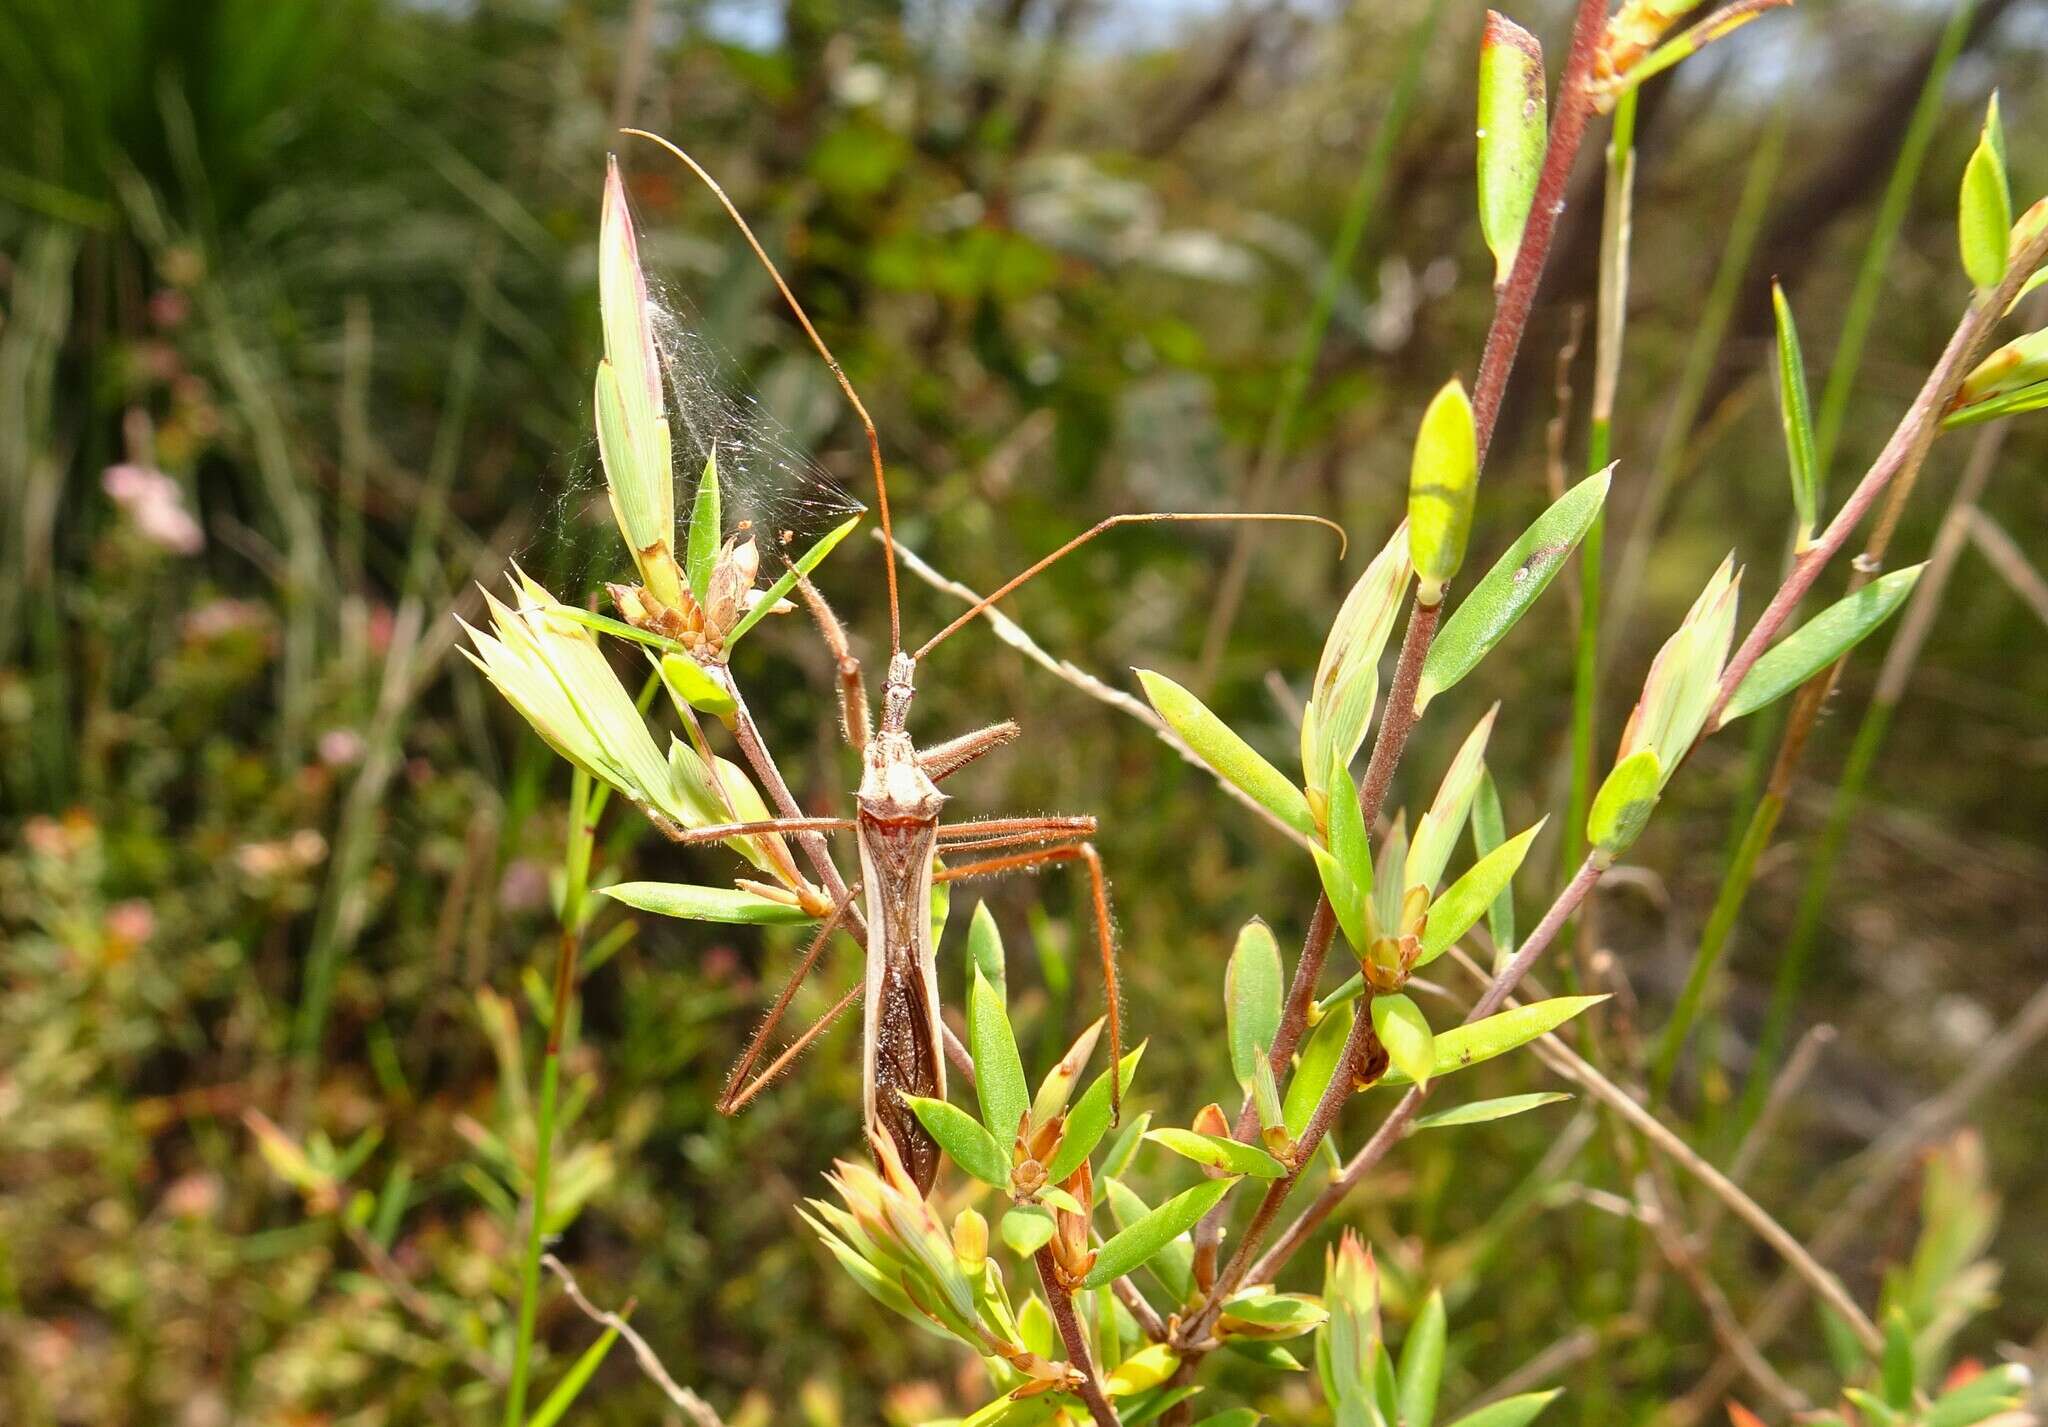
621,128,903,655
912,511,1348,661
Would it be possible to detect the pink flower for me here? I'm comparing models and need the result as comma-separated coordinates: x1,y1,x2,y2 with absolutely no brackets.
103,463,203,555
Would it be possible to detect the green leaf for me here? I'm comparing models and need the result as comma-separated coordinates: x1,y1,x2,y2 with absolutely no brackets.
1398,1289,1447,1427
1104,1176,1194,1302
1227,920,1285,1088
1417,821,1542,966
1032,1018,1105,1130
1001,1205,1058,1257
1084,1177,1237,1289
726,515,862,647
1101,1113,1151,1182
904,1095,1010,1187
970,968,1030,1145
1191,1412,1263,1427
1772,283,1820,545
1372,994,1437,1092
1045,1044,1146,1186
1845,1390,1900,1427
1144,1129,1287,1180
1411,1092,1572,1131
1224,1339,1304,1372
1960,93,2012,291
599,881,814,925
1312,848,1370,958
1928,1366,2031,1427
1941,375,2048,428
966,901,1007,1005
1409,379,1480,602
1371,812,1409,951
1418,470,1611,712
1470,767,1515,964
524,1322,621,1427
1138,669,1315,837
1442,1389,1563,1427
1285,1000,1355,1138
1881,1306,1916,1409
1476,11,1547,288
1218,1292,1329,1340
1719,566,1926,725
658,651,738,720
1385,996,1608,1084
1586,749,1661,858
686,447,722,605
1407,705,1497,894
1326,758,1372,892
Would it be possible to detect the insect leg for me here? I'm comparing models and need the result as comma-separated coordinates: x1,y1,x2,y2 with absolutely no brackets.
661,815,855,847
794,575,871,754
933,840,1123,1125
723,983,860,1114
717,887,858,1114
916,721,1021,782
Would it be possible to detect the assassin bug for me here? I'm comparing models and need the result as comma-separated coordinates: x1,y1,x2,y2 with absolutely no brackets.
619,130,1341,1193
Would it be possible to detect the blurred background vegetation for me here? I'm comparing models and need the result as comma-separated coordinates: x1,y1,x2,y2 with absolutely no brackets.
2,0,2044,1422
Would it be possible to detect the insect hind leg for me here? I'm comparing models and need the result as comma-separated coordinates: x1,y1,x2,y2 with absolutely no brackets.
717,888,857,1114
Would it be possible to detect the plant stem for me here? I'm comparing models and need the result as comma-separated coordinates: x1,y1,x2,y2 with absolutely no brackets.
1196,0,1446,688
1035,1248,1121,1427
505,768,595,1426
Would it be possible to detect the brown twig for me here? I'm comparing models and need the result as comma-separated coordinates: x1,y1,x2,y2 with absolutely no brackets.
545,1254,726,1427
1035,1247,1121,1427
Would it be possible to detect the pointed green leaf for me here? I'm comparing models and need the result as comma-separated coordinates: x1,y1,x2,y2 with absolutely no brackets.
1407,705,1497,893
1418,470,1611,712
1411,1092,1572,1131
1001,1204,1058,1257
1960,94,2012,291
1771,283,1820,545
967,900,1007,1004
1145,1129,1287,1180
1139,670,1315,836
1032,1018,1104,1130
1372,994,1437,1092
725,515,863,646
1285,1000,1355,1138
1385,996,1608,1084
599,881,813,925
1477,11,1547,288
1471,767,1515,964
1227,920,1285,1088
904,1094,1010,1187
1442,1389,1563,1427
1327,758,1372,892
1409,379,1480,603
1397,1289,1447,1427
1104,1176,1195,1302
969,968,1029,1145
658,651,738,719
1417,820,1542,966
1371,811,1409,949
686,447,722,605
1101,1112,1151,1182
524,1322,621,1427
1085,1177,1237,1289
1719,565,1926,725
1219,1292,1328,1340
1587,749,1661,858
1045,1044,1147,1185
1881,1306,1916,1409
1312,847,1371,959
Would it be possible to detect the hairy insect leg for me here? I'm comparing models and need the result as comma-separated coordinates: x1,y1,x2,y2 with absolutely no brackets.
717,888,859,1114
794,575,871,753
723,983,860,1114
935,815,1096,854
661,815,855,847
917,722,1021,782
932,839,1123,1124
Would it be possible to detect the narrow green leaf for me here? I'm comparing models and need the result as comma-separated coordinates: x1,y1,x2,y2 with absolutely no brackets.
1719,565,1926,725
1104,1176,1195,1302
1084,1177,1237,1289
970,968,1030,1145
1411,1092,1572,1131
1409,378,1480,602
1398,1289,1447,1427
1219,1292,1328,1340
1772,283,1820,544
1881,1306,1916,1409
1285,1000,1355,1138
1371,812,1409,950
600,881,814,925
1372,994,1437,1091
686,447,721,606
1941,375,2048,428
1138,670,1315,836
904,1095,1010,1187
658,651,738,719
1418,471,1612,712
1227,920,1285,1088
1001,1205,1058,1257
1417,821,1542,965
1252,1055,1286,1134
1476,11,1547,288
726,514,862,646
966,901,1007,1004
524,1323,621,1427
1470,767,1516,964
1032,1018,1104,1130
1960,94,2012,291
1101,1113,1151,1183
1145,1129,1287,1180
1226,1339,1304,1371
1045,1045,1147,1185
1586,749,1661,858
1845,1390,1901,1427
1442,1389,1563,1427
1385,996,1609,1084
1312,847,1371,958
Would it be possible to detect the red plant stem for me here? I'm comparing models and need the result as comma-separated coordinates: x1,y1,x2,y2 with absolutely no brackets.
1355,597,1442,820
1036,1248,1121,1427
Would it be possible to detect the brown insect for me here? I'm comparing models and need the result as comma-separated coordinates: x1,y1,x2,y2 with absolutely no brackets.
624,131,1340,1193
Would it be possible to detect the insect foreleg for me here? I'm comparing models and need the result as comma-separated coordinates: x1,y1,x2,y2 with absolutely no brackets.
794,575,871,753
717,888,859,1114
916,722,1021,782
722,984,860,1114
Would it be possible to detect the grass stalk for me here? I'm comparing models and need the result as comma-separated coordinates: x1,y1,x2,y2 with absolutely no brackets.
505,767,597,1427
